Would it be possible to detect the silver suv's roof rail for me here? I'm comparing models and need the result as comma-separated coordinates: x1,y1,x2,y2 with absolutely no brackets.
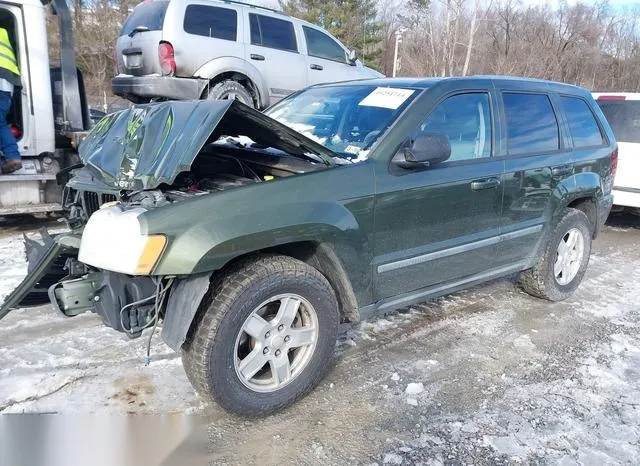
220,0,286,15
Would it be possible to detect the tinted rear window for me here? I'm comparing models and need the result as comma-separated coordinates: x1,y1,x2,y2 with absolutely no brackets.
249,14,297,52
503,93,560,155
120,1,169,37
183,5,237,41
560,96,604,148
596,100,640,143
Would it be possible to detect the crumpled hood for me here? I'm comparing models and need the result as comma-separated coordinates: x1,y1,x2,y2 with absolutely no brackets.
78,100,336,191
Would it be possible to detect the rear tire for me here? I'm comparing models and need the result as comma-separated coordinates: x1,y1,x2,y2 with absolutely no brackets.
519,208,592,301
182,255,339,417
204,80,255,108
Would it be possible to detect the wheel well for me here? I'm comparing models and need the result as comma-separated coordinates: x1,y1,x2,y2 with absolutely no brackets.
567,197,597,237
202,72,261,108
221,241,360,323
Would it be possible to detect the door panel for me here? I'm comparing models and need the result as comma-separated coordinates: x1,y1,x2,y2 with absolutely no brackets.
245,13,306,103
373,91,503,301
374,161,504,299
301,25,362,86
497,91,571,267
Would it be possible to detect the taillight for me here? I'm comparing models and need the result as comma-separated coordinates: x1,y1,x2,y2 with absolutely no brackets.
597,95,626,101
158,41,176,76
610,147,618,179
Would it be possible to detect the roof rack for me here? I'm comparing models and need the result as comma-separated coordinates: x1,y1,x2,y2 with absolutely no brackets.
220,0,285,15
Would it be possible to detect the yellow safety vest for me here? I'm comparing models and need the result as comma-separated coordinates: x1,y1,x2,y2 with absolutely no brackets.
0,28,20,82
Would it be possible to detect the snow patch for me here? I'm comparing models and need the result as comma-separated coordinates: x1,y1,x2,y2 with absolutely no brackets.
405,382,424,395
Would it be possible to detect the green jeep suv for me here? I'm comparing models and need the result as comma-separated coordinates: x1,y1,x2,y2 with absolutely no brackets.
1,76,616,416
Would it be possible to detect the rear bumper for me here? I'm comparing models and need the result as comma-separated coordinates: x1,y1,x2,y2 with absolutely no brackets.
612,187,640,209
596,194,613,235
111,75,207,101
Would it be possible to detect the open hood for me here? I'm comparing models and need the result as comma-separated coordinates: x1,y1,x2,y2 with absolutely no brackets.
79,100,336,191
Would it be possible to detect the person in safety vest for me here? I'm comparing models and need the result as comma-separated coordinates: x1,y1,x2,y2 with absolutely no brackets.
0,27,21,174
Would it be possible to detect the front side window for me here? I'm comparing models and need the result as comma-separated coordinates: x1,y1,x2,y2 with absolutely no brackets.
414,93,492,161
265,85,419,161
303,26,347,63
249,14,297,52
560,96,604,148
183,5,237,41
503,93,560,155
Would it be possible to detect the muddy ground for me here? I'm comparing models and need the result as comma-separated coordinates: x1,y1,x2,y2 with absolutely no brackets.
0,213,639,465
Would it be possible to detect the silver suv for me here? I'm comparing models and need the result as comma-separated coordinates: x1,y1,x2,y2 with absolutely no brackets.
112,0,383,108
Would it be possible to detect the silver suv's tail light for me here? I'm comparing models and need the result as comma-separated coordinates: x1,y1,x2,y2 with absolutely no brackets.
158,41,176,76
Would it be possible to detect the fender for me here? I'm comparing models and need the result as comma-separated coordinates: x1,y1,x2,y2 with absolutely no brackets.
154,200,367,285
192,57,269,108
530,171,603,263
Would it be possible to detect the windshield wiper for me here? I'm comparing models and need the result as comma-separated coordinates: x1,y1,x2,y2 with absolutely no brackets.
128,26,150,37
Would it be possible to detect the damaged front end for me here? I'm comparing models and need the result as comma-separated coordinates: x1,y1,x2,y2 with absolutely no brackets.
0,99,335,345
0,228,166,338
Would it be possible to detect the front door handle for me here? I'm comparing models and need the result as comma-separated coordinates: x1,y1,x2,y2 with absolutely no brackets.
250,54,265,61
551,165,572,177
310,64,323,70
470,178,500,191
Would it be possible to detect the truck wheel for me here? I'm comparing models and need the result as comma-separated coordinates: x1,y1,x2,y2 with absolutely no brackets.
182,255,339,416
205,80,255,108
519,208,592,301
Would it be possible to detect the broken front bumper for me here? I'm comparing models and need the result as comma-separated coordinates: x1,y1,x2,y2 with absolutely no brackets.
0,229,81,321
0,228,159,337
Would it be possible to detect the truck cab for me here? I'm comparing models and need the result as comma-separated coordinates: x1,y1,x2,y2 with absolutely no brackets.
0,0,90,215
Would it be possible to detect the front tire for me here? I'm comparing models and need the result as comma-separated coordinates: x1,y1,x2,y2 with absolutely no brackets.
182,255,339,417
519,208,592,301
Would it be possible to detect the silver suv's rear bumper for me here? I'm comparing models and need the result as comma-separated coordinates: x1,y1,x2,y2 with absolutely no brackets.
112,75,207,102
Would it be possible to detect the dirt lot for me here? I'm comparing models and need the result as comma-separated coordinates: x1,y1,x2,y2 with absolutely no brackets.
1,213,639,465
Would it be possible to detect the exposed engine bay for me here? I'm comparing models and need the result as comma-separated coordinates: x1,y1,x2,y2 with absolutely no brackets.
64,139,326,226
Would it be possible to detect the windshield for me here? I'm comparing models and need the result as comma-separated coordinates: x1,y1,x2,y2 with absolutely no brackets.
596,100,640,143
264,85,420,161
120,1,169,37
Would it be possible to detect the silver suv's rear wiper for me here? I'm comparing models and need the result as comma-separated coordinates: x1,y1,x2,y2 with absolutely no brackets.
128,25,150,37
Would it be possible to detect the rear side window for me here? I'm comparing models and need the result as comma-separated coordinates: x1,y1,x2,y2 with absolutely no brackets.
120,1,169,37
560,96,604,148
303,26,346,63
249,14,297,52
596,99,640,143
503,93,560,155
183,5,237,41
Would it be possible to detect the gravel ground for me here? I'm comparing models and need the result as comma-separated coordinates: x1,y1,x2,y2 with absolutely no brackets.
0,213,639,465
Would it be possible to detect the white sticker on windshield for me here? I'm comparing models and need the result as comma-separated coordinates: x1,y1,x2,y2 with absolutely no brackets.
359,87,415,109
344,145,361,154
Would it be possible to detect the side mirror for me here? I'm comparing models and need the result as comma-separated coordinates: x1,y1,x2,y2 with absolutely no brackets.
396,133,451,169
347,49,359,65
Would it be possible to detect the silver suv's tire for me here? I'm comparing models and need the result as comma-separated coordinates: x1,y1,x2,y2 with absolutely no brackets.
519,208,592,301
205,80,255,108
182,255,339,417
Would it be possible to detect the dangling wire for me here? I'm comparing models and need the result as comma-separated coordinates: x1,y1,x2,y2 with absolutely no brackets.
145,277,174,365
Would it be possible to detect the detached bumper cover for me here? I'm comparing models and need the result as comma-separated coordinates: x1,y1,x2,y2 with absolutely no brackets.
111,74,206,101
0,230,80,321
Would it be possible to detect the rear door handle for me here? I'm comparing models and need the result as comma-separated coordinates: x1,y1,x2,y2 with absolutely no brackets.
470,178,500,191
310,64,323,70
551,165,572,177
250,54,265,61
